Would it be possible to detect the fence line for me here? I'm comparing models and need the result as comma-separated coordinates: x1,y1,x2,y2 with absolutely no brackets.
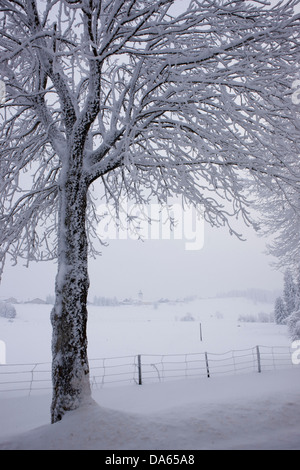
0,345,297,395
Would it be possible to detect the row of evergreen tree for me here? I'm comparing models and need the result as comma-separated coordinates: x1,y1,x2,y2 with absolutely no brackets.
274,269,300,340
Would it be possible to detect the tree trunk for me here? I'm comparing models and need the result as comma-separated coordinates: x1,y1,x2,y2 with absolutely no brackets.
50,171,91,423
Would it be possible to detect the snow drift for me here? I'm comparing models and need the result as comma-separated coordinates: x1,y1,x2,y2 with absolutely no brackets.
1,369,300,450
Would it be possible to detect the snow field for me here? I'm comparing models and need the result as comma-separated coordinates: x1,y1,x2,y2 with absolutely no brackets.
0,296,299,449
0,297,283,363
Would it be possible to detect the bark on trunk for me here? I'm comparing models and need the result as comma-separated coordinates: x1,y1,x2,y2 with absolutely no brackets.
50,172,91,424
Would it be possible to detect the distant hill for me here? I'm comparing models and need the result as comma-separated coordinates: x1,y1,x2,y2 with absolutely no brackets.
215,288,281,304
24,298,47,305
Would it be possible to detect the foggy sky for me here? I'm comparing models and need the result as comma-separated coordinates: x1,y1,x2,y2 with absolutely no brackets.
0,218,283,302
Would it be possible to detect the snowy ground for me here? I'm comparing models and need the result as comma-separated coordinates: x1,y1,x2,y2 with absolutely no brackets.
0,297,299,450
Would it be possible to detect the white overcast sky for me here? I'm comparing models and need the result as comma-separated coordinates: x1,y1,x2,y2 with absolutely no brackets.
0,218,284,302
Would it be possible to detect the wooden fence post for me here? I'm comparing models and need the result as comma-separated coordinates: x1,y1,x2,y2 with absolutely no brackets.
29,363,37,396
205,352,210,378
137,354,142,385
256,345,261,373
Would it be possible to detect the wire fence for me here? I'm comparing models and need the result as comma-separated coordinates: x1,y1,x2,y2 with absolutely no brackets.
0,345,297,396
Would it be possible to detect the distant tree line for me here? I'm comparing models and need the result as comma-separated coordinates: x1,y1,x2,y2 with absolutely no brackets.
45,294,120,307
274,269,300,340
93,296,119,307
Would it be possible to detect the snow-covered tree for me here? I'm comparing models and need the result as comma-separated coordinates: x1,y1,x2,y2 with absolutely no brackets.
283,269,297,317
251,179,300,271
274,296,287,325
288,309,300,341
1,0,300,423
0,301,16,319
294,265,300,311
